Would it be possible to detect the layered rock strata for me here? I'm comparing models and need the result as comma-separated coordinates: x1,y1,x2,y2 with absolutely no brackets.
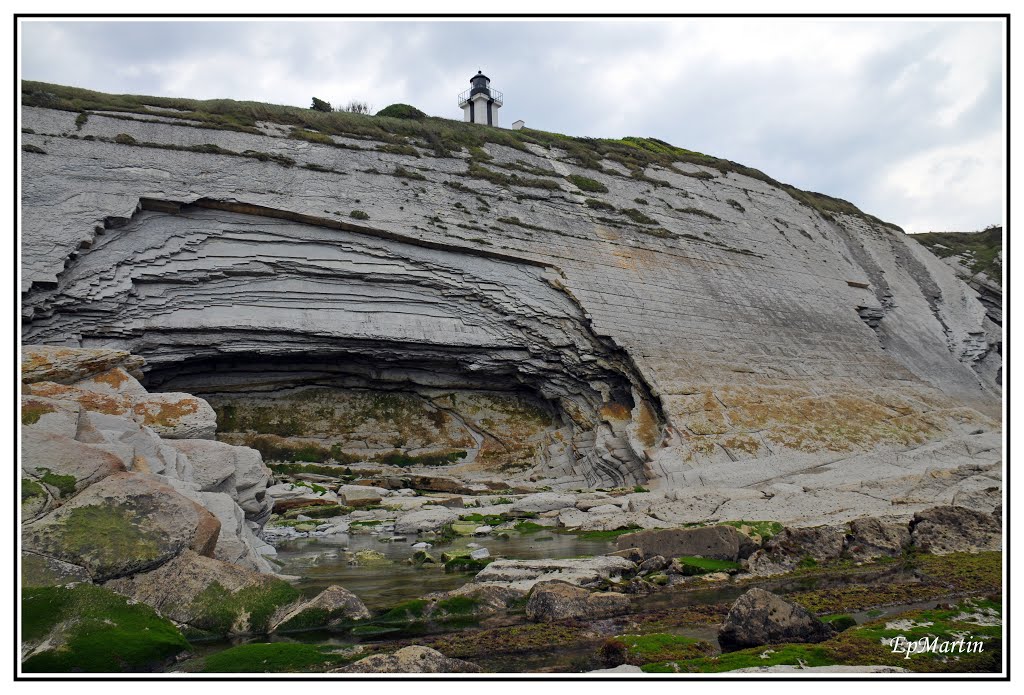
20,102,1002,489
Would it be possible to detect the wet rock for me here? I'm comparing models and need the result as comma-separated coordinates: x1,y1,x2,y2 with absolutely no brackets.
525,580,631,622
753,524,847,571
511,492,576,514
270,585,371,631
104,549,303,637
608,547,644,564
21,551,90,588
338,484,385,508
718,588,835,649
340,645,481,673
844,516,911,561
394,506,460,534
470,547,491,560
267,482,340,512
352,550,390,566
22,472,220,581
616,525,757,561
911,505,1001,554
473,556,636,591
638,555,668,574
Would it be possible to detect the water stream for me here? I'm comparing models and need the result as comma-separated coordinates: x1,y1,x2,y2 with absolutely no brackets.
272,530,617,609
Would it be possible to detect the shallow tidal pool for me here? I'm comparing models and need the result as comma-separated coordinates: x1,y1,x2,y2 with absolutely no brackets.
272,530,617,609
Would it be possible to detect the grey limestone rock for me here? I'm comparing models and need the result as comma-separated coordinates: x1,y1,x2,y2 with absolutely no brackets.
340,645,482,673
616,525,758,562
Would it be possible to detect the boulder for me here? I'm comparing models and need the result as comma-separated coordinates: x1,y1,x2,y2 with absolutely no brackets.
105,550,304,637
71,367,149,397
911,505,1001,554
23,381,216,440
270,585,371,631
394,506,460,534
473,556,636,591
21,345,144,385
338,484,385,507
718,588,835,649
22,472,220,581
511,492,577,514
638,555,668,574
74,411,192,481
266,482,340,512
844,516,911,561
193,490,275,572
21,429,126,497
747,524,847,574
340,645,481,673
616,525,757,561
525,580,631,622
128,392,218,440
21,551,90,588
166,439,272,522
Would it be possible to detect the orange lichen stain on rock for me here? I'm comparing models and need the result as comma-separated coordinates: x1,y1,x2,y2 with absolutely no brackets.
91,368,131,389
21,398,56,425
632,400,660,449
599,402,631,422
132,398,199,427
23,382,131,417
720,433,762,457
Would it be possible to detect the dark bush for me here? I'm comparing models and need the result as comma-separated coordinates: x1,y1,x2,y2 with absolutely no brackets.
376,103,427,120
310,97,332,113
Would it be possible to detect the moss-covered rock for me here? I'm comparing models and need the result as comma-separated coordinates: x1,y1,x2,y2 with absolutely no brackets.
600,633,715,666
22,584,189,672
22,472,220,581
105,550,303,637
201,642,362,673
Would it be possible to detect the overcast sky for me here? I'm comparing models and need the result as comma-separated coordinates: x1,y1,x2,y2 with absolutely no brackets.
19,18,1005,234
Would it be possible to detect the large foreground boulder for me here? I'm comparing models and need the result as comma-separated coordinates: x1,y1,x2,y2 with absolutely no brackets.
339,646,481,673
911,505,1001,554
22,472,220,581
718,588,835,649
616,525,757,561
525,580,630,622
21,583,189,673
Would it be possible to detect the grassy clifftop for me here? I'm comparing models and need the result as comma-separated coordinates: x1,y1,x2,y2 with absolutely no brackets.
915,226,1002,286
22,80,897,230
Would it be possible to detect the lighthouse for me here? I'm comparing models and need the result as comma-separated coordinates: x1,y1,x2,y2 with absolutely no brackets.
458,70,503,127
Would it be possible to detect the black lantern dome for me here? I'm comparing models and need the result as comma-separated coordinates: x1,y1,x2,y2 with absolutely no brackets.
470,70,491,97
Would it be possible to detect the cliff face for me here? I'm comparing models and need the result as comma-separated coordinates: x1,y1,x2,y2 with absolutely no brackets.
20,90,1001,491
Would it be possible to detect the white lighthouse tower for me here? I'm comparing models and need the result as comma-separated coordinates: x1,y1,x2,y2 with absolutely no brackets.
458,70,503,127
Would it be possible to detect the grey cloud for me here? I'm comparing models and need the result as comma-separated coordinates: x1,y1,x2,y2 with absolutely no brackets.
19,18,1003,233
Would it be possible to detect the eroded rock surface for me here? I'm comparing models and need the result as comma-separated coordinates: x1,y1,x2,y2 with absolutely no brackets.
20,103,1001,495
